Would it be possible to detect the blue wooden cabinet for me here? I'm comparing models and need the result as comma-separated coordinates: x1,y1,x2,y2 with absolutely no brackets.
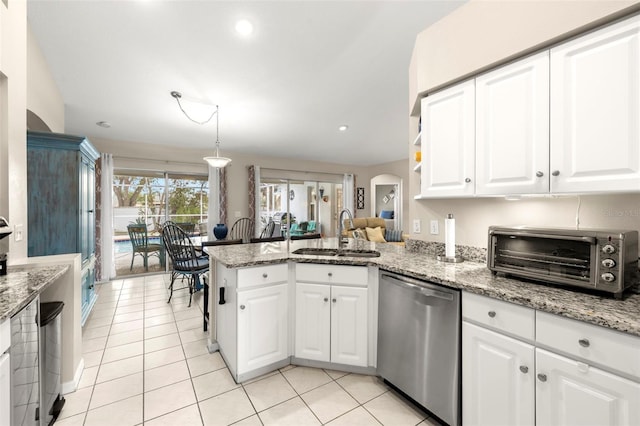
27,131,100,324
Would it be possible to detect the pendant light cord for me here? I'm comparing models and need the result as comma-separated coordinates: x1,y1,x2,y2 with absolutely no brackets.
171,91,218,125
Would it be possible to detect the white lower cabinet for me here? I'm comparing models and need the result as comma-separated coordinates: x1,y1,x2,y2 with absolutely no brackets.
215,263,290,382
295,282,368,367
237,283,288,376
463,292,640,426
462,322,535,426
536,348,640,426
295,264,369,368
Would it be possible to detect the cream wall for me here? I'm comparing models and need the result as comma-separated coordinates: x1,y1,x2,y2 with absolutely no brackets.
89,136,406,225
408,1,640,251
0,0,28,263
26,25,64,133
409,0,640,112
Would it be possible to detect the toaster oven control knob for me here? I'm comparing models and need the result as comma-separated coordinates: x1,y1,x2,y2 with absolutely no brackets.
601,272,616,283
602,244,616,254
601,258,616,268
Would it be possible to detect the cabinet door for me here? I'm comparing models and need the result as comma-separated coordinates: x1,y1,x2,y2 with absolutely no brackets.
476,52,550,195
237,284,288,375
420,80,475,198
536,348,640,426
295,283,330,362
550,15,640,193
462,322,535,426
330,286,368,367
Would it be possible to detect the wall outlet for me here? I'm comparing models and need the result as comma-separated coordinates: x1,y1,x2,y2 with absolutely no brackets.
413,219,421,233
430,220,439,235
14,224,23,241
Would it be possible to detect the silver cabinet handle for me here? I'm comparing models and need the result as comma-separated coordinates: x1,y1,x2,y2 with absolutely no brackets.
262,273,268,278
488,311,496,318
324,297,329,302
552,170,560,176
536,171,544,177
537,373,547,382
239,305,246,310
465,178,471,183
578,338,590,348
332,298,337,303
519,366,529,374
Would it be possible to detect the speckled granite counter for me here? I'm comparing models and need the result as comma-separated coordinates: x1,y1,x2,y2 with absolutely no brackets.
205,238,640,337
0,264,70,321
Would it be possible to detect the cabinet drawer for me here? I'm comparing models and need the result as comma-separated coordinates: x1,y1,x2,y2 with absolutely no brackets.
536,311,640,380
0,318,9,354
296,264,368,286
462,292,535,341
237,263,288,289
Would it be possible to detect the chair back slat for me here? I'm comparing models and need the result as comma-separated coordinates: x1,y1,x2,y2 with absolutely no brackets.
229,218,255,243
260,221,276,238
127,224,149,249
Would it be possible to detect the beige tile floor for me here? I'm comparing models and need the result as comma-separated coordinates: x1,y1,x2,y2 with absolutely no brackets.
56,274,443,426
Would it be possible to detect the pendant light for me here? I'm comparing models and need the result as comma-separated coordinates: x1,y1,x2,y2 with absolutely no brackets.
170,91,232,168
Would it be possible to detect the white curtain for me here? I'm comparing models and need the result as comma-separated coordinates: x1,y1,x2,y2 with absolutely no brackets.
100,153,116,280
253,166,261,236
207,166,221,235
343,173,355,214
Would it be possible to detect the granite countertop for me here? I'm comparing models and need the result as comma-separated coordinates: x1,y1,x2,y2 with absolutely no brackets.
205,238,640,337
0,264,70,321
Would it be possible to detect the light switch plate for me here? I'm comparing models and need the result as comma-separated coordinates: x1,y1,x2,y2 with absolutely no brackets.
430,220,439,235
14,224,23,242
413,219,421,233
234,211,241,218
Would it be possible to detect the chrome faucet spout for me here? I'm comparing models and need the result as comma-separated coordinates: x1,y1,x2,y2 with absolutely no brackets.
337,209,354,248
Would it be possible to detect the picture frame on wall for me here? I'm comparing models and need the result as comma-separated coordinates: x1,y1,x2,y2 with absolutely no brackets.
356,187,365,209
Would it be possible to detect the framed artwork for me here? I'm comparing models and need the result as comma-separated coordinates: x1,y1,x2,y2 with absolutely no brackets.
356,187,365,209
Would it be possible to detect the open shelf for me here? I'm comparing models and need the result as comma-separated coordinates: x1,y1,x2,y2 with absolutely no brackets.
413,132,421,146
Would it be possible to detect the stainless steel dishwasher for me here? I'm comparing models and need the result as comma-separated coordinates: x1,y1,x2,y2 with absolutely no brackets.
378,272,460,426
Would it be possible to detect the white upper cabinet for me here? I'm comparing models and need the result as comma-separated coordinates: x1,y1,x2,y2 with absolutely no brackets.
419,80,475,198
550,15,640,193
476,52,550,195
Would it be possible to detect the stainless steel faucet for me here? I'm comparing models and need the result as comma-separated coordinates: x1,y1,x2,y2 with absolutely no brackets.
337,208,354,248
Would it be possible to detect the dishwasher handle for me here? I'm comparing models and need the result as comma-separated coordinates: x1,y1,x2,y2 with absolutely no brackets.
381,273,454,301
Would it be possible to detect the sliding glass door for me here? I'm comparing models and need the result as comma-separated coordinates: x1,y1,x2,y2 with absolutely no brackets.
258,178,342,239
112,171,208,277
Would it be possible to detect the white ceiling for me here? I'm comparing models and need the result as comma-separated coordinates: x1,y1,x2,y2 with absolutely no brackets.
27,0,465,166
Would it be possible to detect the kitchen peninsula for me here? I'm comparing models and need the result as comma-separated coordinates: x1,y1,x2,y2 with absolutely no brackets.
206,238,640,424
206,238,640,337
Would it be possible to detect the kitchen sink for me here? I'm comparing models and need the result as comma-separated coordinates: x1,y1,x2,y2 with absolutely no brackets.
292,248,380,258
292,248,338,256
336,249,381,258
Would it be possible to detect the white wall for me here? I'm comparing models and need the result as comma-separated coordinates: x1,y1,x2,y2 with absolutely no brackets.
408,1,640,252
27,24,64,133
409,0,640,110
0,0,28,263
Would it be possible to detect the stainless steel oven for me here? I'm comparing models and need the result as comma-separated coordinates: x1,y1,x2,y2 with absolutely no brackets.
488,226,638,298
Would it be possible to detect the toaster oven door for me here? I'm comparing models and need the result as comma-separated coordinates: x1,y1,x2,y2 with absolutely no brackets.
490,231,597,285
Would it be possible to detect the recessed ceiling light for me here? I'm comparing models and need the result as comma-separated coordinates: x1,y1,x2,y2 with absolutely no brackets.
235,19,253,36
338,125,349,132
96,121,111,128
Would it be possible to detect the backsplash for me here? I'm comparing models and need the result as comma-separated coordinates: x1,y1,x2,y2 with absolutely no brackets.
405,239,487,264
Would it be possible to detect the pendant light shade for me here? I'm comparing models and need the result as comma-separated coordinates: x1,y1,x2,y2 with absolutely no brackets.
171,91,231,168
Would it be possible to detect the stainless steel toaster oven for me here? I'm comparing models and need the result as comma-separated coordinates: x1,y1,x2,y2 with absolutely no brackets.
488,226,639,298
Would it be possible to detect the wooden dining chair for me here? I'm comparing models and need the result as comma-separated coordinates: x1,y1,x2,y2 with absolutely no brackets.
259,220,276,238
